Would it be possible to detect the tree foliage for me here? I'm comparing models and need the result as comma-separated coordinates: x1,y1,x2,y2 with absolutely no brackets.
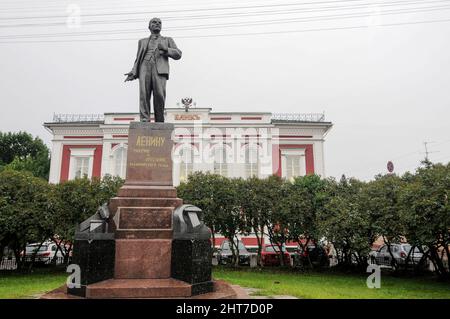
0,172,123,268
398,163,450,279
0,131,50,180
318,176,372,269
177,163,449,279
0,170,53,269
49,175,124,261
178,172,243,265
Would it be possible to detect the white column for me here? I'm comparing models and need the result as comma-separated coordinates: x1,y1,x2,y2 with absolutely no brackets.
48,140,62,184
313,140,325,177
101,141,112,177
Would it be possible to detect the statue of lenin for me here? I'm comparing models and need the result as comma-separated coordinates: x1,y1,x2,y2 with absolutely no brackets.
124,18,182,122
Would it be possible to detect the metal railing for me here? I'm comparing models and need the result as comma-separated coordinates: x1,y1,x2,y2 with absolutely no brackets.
0,257,70,270
271,113,325,122
52,113,326,123
52,113,104,123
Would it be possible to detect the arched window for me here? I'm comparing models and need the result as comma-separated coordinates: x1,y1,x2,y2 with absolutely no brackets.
179,147,195,182
112,145,127,178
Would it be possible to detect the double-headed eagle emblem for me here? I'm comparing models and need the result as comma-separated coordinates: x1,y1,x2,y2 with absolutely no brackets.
181,97,193,111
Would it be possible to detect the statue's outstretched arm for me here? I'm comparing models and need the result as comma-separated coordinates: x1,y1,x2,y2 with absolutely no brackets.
125,40,141,81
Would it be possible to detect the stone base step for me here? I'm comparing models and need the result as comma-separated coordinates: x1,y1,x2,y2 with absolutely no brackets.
115,229,172,239
109,197,183,213
86,278,192,299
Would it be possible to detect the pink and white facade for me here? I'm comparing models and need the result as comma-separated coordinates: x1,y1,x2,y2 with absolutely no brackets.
45,108,332,185
44,108,332,248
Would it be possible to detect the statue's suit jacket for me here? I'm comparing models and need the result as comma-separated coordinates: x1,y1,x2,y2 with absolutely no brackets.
130,36,182,80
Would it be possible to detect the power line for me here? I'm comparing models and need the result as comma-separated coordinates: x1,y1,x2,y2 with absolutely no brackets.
0,0,436,20
1,16,449,44
0,0,249,10
0,0,310,13
2,0,448,28
1,4,449,40
0,0,442,14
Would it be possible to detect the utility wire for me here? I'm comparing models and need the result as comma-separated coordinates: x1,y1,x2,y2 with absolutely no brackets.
0,0,257,11
0,0,319,13
1,0,448,28
1,16,449,43
1,4,449,39
0,0,436,20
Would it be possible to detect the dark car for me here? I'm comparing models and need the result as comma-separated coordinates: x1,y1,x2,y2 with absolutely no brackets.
295,244,329,268
217,240,251,265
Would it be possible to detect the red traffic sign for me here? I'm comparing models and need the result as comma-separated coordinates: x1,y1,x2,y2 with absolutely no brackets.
387,161,394,173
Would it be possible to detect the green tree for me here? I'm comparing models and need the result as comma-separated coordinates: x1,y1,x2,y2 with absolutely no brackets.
50,175,124,263
363,174,405,271
177,172,221,248
318,176,372,270
260,175,290,266
235,176,269,266
0,170,53,270
177,172,243,266
0,131,50,180
398,162,450,280
285,174,328,268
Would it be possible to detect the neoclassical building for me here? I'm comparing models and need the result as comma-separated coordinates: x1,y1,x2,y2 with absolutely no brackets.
44,107,332,187
44,107,332,248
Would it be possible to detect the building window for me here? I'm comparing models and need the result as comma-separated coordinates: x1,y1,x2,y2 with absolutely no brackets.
74,157,90,178
244,146,259,178
68,148,95,180
112,145,127,178
213,146,228,177
281,149,306,180
179,147,194,182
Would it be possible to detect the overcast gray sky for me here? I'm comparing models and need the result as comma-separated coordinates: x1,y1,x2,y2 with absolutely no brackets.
1,0,449,180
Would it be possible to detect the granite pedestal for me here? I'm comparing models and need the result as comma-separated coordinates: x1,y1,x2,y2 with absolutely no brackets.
68,122,213,298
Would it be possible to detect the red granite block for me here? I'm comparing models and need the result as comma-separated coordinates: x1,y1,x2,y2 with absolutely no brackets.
115,239,171,279
125,123,174,187
118,207,173,230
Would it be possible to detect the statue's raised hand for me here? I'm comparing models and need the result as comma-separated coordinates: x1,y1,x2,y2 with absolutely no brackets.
124,72,136,82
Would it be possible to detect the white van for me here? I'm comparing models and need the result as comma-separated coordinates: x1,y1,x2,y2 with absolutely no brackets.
24,242,65,264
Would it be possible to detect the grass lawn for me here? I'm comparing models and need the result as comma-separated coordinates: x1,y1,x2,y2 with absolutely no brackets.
213,267,450,299
0,268,67,299
0,267,449,299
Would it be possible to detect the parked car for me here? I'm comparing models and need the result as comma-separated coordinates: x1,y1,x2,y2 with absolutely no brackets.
285,246,298,257
217,240,251,265
261,244,291,266
369,243,424,268
295,244,329,268
22,242,65,264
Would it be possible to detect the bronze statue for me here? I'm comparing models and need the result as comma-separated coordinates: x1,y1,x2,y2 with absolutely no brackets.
124,18,182,122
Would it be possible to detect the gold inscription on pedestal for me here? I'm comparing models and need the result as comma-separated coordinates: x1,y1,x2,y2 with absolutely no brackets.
136,136,165,147
129,134,169,169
